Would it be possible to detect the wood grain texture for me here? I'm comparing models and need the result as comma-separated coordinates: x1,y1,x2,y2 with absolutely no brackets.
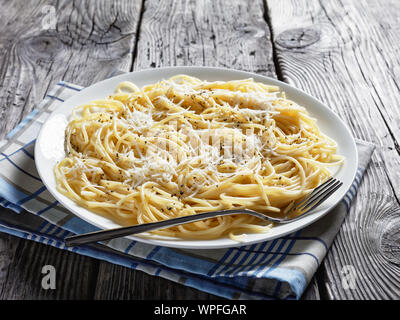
266,0,400,299
300,276,321,300
0,233,97,299
0,0,142,299
94,260,220,299
133,0,275,73
0,0,142,139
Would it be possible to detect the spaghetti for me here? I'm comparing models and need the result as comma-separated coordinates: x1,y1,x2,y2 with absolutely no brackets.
54,75,343,240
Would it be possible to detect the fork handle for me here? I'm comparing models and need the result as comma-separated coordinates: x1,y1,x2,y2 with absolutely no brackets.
64,209,269,247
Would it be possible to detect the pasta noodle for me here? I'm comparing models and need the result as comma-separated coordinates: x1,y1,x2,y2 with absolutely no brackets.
54,75,343,240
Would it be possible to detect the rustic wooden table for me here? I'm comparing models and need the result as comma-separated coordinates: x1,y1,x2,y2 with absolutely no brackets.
0,0,399,300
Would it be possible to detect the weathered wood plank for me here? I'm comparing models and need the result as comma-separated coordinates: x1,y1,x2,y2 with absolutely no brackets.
301,263,334,300
0,0,142,299
0,0,142,139
0,233,98,299
300,276,321,300
133,0,275,73
93,0,282,300
267,0,400,299
94,259,221,299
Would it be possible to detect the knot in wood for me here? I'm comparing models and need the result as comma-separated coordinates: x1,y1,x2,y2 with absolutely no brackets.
241,26,265,38
18,33,63,60
276,28,320,49
380,218,400,266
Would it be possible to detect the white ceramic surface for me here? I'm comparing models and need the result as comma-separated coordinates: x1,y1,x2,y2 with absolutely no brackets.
35,66,358,249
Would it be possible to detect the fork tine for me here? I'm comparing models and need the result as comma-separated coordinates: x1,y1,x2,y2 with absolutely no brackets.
293,177,336,211
298,180,343,213
296,178,339,211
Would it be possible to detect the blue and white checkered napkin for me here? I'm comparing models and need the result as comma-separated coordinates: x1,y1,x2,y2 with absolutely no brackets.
0,79,375,300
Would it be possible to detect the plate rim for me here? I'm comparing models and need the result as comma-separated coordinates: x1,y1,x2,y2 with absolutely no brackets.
35,66,358,249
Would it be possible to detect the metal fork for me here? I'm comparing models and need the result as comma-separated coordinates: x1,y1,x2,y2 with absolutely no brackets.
64,178,342,247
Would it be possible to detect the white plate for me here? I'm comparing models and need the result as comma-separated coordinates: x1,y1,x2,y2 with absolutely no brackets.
35,66,358,249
